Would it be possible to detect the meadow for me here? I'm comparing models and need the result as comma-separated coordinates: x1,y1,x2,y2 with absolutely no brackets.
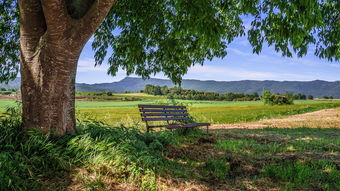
1,95,340,128
1,94,340,190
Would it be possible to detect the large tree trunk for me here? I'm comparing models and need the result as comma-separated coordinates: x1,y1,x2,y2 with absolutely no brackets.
20,38,80,134
19,0,115,135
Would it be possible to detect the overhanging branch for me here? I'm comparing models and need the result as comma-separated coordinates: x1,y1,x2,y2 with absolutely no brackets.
40,0,70,35
77,0,116,42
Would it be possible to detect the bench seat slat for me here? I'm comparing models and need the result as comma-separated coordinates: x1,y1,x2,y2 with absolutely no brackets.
167,123,210,129
138,105,185,109
140,109,187,113
141,113,188,117
142,117,189,121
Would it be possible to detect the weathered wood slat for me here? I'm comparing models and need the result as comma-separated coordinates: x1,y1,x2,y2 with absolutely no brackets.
141,113,188,117
167,123,210,129
142,117,189,121
138,105,185,109
146,125,168,128
140,109,187,113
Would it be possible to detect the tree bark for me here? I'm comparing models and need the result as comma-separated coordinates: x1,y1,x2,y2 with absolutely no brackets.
20,34,82,134
19,0,115,135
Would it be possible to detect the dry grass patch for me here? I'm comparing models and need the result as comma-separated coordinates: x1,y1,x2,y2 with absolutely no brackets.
211,108,340,129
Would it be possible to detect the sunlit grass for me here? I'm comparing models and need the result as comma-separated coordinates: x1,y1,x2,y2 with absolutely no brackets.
1,99,340,126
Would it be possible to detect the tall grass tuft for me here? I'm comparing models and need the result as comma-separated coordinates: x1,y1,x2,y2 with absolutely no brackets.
0,106,177,190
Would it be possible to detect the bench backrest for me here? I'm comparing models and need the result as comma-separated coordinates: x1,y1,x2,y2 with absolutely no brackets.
138,104,189,130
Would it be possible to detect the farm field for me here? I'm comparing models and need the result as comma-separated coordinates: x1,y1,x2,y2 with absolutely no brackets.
1,97,340,127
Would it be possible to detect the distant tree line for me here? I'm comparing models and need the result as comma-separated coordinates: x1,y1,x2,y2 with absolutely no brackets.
142,85,260,101
323,96,334,99
0,87,18,95
141,85,330,101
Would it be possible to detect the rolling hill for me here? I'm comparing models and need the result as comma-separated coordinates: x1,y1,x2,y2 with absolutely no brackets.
76,77,340,98
1,77,340,98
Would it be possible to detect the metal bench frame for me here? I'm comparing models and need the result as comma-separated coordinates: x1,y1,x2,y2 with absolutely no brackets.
138,104,210,133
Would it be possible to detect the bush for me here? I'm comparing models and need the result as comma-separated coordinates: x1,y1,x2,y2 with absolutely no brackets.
262,90,294,105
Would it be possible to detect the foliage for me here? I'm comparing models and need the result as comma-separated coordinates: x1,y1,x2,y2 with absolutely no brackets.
262,90,294,105
1,1,339,83
144,84,261,101
0,0,19,83
323,96,334,99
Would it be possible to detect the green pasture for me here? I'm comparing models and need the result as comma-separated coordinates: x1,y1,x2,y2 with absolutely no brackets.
2,98,339,126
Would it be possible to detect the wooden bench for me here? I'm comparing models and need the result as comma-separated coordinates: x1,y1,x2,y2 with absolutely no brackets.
138,104,210,133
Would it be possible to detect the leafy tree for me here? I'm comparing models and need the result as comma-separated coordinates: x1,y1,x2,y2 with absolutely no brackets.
262,90,272,105
1,0,339,134
284,93,294,104
308,95,314,100
262,90,293,105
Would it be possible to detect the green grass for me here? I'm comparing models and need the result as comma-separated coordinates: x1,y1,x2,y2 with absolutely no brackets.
1,99,340,127
0,106,339,190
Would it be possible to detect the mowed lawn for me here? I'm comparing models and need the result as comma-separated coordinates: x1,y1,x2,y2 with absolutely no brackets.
1,98,340,126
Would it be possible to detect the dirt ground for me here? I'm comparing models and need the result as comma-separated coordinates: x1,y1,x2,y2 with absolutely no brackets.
210,108,340,129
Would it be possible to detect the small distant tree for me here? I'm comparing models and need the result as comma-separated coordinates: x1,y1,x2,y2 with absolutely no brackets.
106,91,113,96
0,87,6,91
262,90,293,105
284,93,294,104
307,95,314,100
262,90,273,105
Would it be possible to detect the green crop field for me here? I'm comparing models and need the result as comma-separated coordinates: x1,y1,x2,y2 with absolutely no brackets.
1,96,340,127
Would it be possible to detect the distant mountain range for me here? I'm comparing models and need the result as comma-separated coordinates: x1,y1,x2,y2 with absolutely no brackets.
1,77,340,98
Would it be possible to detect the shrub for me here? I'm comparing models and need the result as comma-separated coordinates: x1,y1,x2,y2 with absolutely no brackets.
262,90,294,105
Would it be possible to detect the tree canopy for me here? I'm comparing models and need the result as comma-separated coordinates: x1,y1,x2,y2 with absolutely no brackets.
1,0,339,84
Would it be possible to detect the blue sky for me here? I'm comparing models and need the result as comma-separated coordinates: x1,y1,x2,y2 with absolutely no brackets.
77,35,340,84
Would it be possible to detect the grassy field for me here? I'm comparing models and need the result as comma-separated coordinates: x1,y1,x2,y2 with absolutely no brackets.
1,94,340,190
1,117,339,190
1,98,340,127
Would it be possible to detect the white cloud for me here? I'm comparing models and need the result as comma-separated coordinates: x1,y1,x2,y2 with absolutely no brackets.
227,48,252,57
185,65,310,81
77,58,108,72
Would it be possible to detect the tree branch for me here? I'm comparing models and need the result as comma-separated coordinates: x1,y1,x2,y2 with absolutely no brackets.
77,0,116,42
40,0,70,35
19,0,46,57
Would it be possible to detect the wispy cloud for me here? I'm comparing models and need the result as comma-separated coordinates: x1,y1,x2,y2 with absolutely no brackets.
77,58,108,72
186,65,310,81
228,48,252,57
